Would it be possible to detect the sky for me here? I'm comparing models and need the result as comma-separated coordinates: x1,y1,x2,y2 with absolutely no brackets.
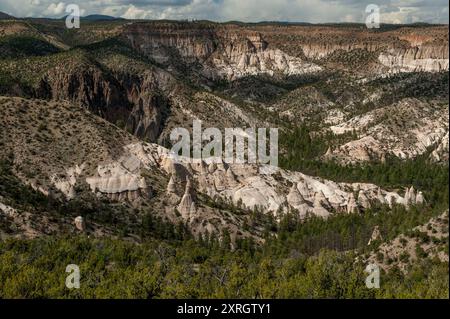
0,0,448,24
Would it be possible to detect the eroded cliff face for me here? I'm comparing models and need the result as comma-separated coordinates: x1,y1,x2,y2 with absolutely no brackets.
293,40,448,70
378,43,449,73
117,141,419,225
326,98,449,163
255,25,449,73
121,23,323,80
37,61,132,124
123,22,217,62
2,22,448,149
30,55,173,143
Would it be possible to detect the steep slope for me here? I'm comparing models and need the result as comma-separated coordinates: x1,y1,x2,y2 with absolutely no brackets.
121,22,323,81
0,12,14,20
367,211,449,272
0,96,424,244
0,96,264,242
256,24,449,73
326,98,449,163
1,21,448,161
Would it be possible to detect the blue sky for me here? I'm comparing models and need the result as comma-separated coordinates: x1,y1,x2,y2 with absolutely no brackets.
0,0,448,24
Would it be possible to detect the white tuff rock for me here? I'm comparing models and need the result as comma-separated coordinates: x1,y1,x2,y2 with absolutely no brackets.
74,216,86,232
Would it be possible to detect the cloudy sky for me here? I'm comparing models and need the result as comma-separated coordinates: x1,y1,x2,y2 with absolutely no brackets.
0,0,448,24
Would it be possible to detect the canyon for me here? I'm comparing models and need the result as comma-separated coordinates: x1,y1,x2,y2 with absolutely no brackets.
0,17,448,243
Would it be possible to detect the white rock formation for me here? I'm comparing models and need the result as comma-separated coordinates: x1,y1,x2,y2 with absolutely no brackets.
286,184,310,217
313,192,331,218
378,52,449,73
167,175,177,194
416,191,426,205
178,178,196,220
358,190,371,209
404,186,417,208
376,188,387,205
431,132,449,163
0,200,18,218
213,48,322,80
86,154,148,201
226,167,238,188
102,142,418,220
74,216,86,232
347,193,359,214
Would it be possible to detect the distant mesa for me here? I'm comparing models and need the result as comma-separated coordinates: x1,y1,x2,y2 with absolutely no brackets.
0,11,15,20
61,14,126,21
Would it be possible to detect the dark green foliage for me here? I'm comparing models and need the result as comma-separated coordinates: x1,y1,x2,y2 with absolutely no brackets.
266,203,444,257
0,157,49,212
280,124,449,207
372,71,449,102
0,235,447,299
0,36,60,58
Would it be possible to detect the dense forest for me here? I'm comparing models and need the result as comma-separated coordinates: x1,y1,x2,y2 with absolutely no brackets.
0,228,447,299
280,125,449,205
0,182,448,299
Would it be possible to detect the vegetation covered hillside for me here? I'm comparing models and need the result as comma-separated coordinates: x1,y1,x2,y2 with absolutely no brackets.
0,17,448,299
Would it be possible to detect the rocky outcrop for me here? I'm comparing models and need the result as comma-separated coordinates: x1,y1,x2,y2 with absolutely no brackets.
312,191,332,218
126,93,169,142
286,184,310,217
378,43,449,73
376,188,387,205
326,98,449,163
177,177,197,220
416,191,426,205
0,199,18,219
37,61,132,125
167,175,177,195
258,25,448,73
378,52,448,73
122,22,217,63
74,216,86,232
347,193,359,214
125,142,416,220
358,190,371,210
430,132,449,163
211,47,322,80
122,23,322,81
404,186,416,208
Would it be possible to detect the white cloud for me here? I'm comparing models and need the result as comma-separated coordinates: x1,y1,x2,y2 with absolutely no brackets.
44,2,66,16
121,4,152,19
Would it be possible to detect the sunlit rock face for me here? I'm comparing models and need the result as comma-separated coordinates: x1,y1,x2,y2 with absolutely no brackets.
121,23,322,81
257,25,448,74
378,52,449,73
326,98,449,164
85,154,150,202
120,142,416,221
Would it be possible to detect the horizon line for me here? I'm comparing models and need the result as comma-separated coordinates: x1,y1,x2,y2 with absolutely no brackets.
1,13,448,27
